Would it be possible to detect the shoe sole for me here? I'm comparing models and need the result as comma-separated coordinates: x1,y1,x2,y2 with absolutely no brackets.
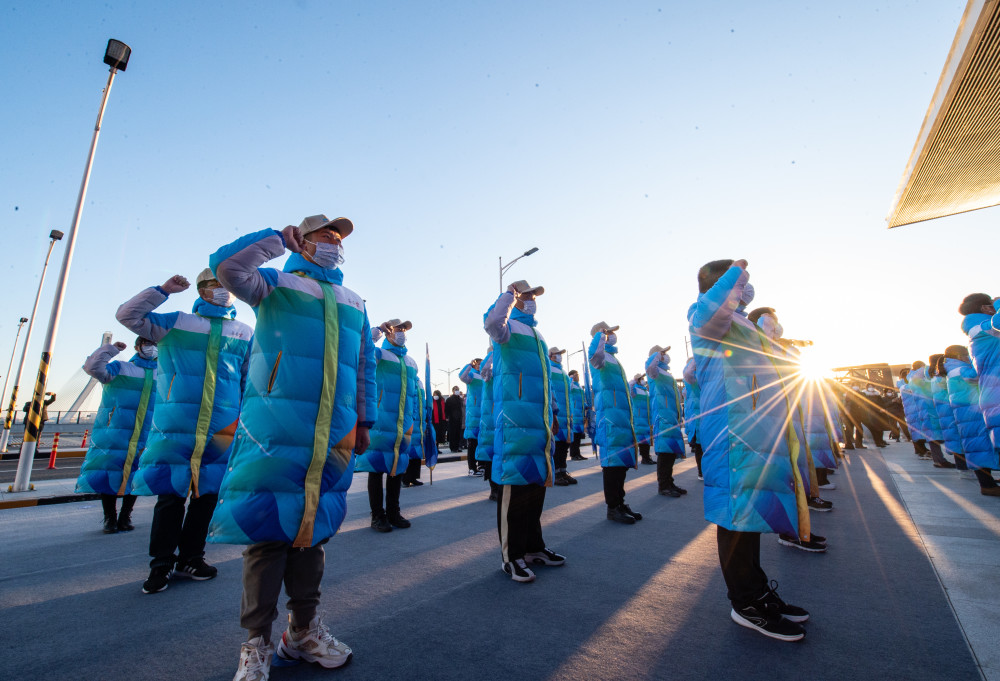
608,517,636,524
525,554,566,567
808,506,833,512
172,570,217,581
730,609,805,641
818,485,836,490
502,562,536,582
142,583,168,594
777,536,826,553
278,646,353,669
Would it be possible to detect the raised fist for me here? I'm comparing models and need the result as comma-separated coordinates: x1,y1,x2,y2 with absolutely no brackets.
113,341,128,351
281,225,306,254
733,259,748,270
161,275,190,294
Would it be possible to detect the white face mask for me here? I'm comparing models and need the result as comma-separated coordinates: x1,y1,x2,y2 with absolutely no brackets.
453,388,460,395
392,331,406,346
520,299,537,315
210,287,233,307
309,241,345,269
606,333,617,346
139,345,158,360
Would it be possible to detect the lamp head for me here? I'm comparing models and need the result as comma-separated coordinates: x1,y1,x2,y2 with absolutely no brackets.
104,39,131,71
524,247,539,256
49,230,64,241
19,317,28,323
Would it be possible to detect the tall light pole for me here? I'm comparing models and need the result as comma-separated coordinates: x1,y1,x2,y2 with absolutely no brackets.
438,367,460,391
499,247,539,292
12,39,131,492
0,230,63,453
0,318,29,441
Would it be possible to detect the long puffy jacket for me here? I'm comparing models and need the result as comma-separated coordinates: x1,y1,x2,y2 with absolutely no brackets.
945,357,998,470
569,378,585,434
484,292,554,487
357,339,419,475
117,287,252,498
762,335,814,498
459,363,483,440
645,354,683,454
477,352,495,462
908,367,942,441
963,312,1000,449
689,265,806,539
682,357,700,444
75,344,157,496
588,333,638,468
206,229,376,547
896,378,924,440
931,374,963,455
407,378,428,461
801,381,839,470
549,359,573,442
629,380,651,445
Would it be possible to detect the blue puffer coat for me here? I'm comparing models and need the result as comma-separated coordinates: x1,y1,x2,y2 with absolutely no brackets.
117,287,252,498
569,378,585,434
963,312,1000,449
801,382,838,470
908,367,942,441
407,378,428,461
897,378,924,441
931,374,963,456
484,292,554,487
682,357,700,444
550,358,573,442
357,339,419,475
689,265,806,539
645,353,683,454
630,380,651,445
589,333,637,468
75,344,157,496
945,357,998,470
206,229,376,547
477,352,495,462
460,363,483,440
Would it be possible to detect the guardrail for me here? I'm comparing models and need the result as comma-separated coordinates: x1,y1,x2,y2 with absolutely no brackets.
4,411,98,426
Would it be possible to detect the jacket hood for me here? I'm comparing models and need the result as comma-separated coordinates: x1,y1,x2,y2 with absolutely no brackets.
130,354,157,370
192,297,236,319
283,252,345,285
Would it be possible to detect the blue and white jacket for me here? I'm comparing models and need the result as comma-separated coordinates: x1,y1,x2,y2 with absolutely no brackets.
589,333,637,468
945,357,998,471
963,311,1000,449
645,353,684,455
357,338,419,475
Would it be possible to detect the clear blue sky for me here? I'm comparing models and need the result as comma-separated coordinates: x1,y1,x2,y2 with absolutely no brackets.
0,0,989,409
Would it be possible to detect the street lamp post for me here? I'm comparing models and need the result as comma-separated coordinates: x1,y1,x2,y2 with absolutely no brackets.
12,40,131,491
0,318,29,443
499,247,539,292
0,230,63,453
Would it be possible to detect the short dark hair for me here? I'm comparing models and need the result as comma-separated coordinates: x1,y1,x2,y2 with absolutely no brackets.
568,370,579,379
911,360,925,370
944,344,967,359
747,307,776,325
928,353,945,376
959,293,993,315
697,259,734,293
898,368,909,379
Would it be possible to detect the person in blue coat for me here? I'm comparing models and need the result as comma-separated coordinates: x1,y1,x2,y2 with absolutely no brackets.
961,293,1000,455
117,268,253,594
646,346,686,497
690,259,809,642
589,321,642,525
896,369,930,458
484,280,565,583
944,344,1000,495
76,337,158,534
930,353,964,469
459,358,484,475
402,375,428,488
208,215,375,678
549,347,578,485
477,348,501,500
567,370,588,461
358,320,419,532
630,373,655,465
682,357,703,480
909,360,953,468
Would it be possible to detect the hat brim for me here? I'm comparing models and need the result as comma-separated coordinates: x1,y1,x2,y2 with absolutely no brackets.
307,217,354,238
549,348,566,355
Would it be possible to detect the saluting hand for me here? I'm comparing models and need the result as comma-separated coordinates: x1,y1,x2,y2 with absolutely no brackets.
113,342,128,351
161,275,190,294
733,259,748,270
282,225,307,254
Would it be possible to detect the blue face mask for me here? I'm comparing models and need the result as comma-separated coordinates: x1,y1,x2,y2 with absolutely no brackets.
309,241,345,269
521,299,537,315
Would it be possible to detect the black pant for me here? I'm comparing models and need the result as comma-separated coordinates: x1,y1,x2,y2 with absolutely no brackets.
602,466,628,508
638,442,651,461
448,421,463,451
554,440,568,470
656,452,677,490
816,467,831,486
691,441,704,476
482,459,499,494
402,457,422,483
496,484,546,563
101,493,136,519
434,421,447,445
569,432,583,458
974,468,998,489
717,526,768,609
368,472,402,515
466,438,479,471
913,438,929,455
954,451,969,471
928,440,949,466
149,493,218,569
864,421,886,446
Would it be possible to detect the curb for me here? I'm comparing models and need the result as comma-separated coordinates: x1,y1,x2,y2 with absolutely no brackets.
0,492,100,510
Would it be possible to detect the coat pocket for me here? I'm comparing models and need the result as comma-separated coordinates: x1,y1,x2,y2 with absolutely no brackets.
267,351,283,394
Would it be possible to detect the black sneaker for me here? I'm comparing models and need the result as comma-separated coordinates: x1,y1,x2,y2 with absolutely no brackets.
760,580,810,622
622,504,643,521
502,558,536,583
524,548,566,567
409,480,424,487
807,497,833,512
777,534,827,553
117,513,134,532
570,455,588,461
102,516,118,534
659,487,681,497
554,472,571,486
388,512,411,529
142,566,171,594
607,504,636,524
640,457,656,466
371,512,393,533
488,490,499,502
809,533,827,545
671,484,688,495
564,472,579,485
731,602,805,641
173,556,218,581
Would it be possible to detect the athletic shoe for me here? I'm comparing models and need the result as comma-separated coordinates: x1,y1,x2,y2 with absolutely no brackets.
234,636,273,681
810,533,827,545
622,504,643,521
659,487,681,498
467,470,478,476
671,484,687,495
474,469,485,476
103,516,118,534
807,497,833,512
570,455,588,461
502,558,536,583
818,481,837,490
371,512,392,533
524,548,566,567
640,458,656,466
697,474,703,481
777,534,827,553
981,486,1000,497
731,603,805,642
564,472,579,485
607,505,636,524
142,566,171,594
554,472,571,486
760,581,810,622
387,512,411,529
488,490,499,502
409,479,424,486
174,556,218,580
116,513,134,532
400,481,412,488
276,616,352,669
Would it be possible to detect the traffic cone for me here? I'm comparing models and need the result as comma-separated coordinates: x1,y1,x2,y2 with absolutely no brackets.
47,432,60,469
81,429,89,447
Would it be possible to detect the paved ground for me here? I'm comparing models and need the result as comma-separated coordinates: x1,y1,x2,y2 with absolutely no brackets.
0,442,991,681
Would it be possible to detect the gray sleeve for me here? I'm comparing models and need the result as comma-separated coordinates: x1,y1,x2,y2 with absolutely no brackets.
484,292,516,344
82,343,122,384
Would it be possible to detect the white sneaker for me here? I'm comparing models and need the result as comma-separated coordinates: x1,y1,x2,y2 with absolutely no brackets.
234,636,273,681
276,616,352,669
818,482,836,490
